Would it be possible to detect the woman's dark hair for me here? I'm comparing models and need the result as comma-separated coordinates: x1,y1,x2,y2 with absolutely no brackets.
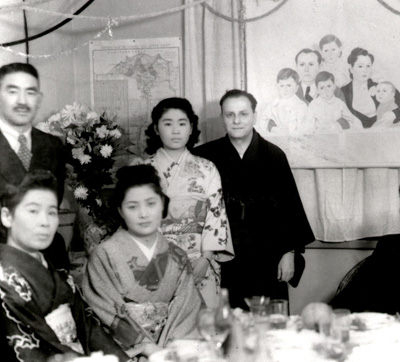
145,97,201,155
112,164,170,229
347,47,374,67
0,170,58,241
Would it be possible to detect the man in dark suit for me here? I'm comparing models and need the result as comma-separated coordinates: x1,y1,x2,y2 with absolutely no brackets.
0,62,69,269
295,48,345,105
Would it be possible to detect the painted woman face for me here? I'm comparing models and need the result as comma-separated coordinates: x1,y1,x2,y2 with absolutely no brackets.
350,55,372,82
1,189,59,255
118,185,163,241
321,41,341,64
156,109,192,153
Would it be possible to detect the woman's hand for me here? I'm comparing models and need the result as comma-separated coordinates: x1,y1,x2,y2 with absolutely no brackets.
191,256,210,284
277,252,295,283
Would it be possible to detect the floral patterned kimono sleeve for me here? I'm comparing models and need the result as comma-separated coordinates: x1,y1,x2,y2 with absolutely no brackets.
82,245,146,350
202,165,234,262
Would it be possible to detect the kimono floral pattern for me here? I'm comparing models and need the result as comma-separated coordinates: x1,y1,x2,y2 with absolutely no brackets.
146,148,234,308
0,264,32,302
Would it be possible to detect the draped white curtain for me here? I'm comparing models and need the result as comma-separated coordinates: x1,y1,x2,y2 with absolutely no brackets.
184,0,242,142
184,0,400,242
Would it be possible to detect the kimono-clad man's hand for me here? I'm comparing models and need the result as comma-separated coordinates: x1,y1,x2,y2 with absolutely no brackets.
277,251,295,282
191,256,210,284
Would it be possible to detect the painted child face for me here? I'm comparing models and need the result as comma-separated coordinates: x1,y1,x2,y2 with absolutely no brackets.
1,189,59,254
277,78,299,99
317,79,336,101
350,55,372,82
321,41,341,64
118,185,163,241
376,83,395,103
156,109,192,153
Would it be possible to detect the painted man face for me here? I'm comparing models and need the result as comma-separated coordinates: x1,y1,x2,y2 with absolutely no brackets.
296,52,320,85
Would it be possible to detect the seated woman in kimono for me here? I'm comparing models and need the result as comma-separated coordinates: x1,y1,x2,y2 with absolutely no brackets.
0,170,130,362
82,165,203,360
144,98,234,308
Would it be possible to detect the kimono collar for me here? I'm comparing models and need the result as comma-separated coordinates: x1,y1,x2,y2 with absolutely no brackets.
224,129,259,160
158,147,189,165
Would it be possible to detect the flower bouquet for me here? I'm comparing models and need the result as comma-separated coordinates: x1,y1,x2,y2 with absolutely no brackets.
37,102,123,251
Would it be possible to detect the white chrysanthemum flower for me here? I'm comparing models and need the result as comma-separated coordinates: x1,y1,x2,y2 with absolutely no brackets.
96,125,109,138
95,198,102,206
79,154,92,165
35,121,50,133
100,144,113,158
66,136,76,145
109,128,122,139
87,111,100,122
71,147,85,159
74,186,88,200
48,113,61,123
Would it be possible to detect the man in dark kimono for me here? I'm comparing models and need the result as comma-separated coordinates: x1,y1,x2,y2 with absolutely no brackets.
193,89,315,309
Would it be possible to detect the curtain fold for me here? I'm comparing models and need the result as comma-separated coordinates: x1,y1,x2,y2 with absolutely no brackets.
184,0,242,142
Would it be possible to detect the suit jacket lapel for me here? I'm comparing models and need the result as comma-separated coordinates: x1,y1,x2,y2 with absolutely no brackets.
0,131,26,185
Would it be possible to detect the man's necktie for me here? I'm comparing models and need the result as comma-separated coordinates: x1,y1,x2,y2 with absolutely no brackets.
305,86,313,103
18,134,32,171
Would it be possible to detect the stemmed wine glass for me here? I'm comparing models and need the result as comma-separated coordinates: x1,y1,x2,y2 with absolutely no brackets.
197,308,231,357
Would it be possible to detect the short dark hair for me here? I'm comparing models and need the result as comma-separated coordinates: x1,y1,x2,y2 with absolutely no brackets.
277,68,300,84
295,48,323,65
315,71,335,86
145,97,201,155
319,34,342,51
0,62,40,85
112,165,170,229
219,89,258,112
0,170,58,241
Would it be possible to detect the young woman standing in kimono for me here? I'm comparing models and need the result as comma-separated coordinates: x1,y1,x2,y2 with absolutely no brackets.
144,98,234,308
0,170,130,362
82,165,203,360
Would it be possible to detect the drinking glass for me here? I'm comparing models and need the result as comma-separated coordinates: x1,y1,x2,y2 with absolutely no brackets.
330,308,351,343
268,299,289,329
197,308,231,357
244,296,270,316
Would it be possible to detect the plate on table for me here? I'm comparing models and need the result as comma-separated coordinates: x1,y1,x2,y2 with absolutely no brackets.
167,339,220,361
351,312,395,330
